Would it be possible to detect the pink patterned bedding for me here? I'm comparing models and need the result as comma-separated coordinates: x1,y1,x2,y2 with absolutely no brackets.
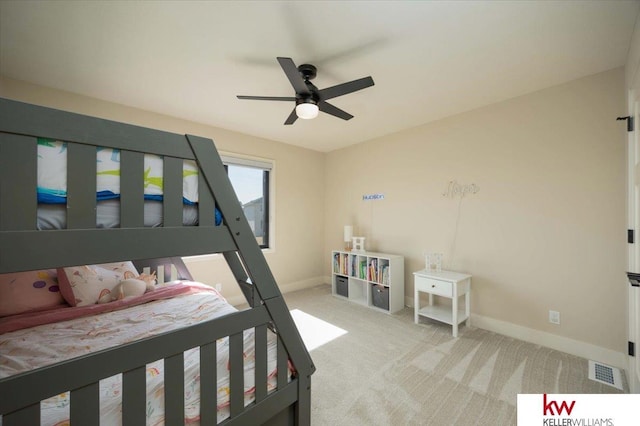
0,282,287,425
0,281,198,334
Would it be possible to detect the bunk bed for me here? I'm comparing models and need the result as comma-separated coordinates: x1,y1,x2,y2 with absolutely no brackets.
0,97,315,425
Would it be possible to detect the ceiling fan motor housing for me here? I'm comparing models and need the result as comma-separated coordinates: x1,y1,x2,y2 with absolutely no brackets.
298,63,317,80
297,63,319,105
296,93,318,105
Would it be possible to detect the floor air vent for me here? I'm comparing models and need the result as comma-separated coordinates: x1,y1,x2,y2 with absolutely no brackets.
588,360,623,390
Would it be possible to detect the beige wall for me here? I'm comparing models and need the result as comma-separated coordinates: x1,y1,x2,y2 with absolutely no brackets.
0,76,326,304
325,68,627,354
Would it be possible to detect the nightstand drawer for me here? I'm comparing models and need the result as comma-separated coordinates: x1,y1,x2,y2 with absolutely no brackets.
415,276,452,297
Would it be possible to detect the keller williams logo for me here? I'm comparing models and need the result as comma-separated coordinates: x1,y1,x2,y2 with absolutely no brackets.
543,394,576,416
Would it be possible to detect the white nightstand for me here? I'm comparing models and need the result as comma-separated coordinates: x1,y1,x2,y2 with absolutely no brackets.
413,269,472,337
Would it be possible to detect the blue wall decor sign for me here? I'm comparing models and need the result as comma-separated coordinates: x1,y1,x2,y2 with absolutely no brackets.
363,193,385,201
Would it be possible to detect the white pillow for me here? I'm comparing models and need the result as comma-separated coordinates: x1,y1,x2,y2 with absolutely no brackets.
57,262,139,307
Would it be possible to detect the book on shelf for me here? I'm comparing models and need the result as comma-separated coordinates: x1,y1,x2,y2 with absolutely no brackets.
368,258,378,282
333,252,348,276
351,255,357,277
333,252,391,285
381,265,390,286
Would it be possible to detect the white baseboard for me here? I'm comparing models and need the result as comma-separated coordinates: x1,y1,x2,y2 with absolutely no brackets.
402,295,627,370
225,276,326,306
279,276,327,294
470,313,627,371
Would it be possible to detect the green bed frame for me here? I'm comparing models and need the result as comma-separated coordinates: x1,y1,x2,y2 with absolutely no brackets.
0,98,314,425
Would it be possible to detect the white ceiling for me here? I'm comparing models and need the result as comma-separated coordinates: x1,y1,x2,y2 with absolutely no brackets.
1,1,639,152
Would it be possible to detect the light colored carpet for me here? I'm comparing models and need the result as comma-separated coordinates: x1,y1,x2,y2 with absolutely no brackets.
283,284,626,426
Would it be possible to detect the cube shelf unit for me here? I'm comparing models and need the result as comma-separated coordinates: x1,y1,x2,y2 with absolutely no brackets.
331,250,404,313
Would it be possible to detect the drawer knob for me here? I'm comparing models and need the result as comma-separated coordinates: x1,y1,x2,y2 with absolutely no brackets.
431,284,435,288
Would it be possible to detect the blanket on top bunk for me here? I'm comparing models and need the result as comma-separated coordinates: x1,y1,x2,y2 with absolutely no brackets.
37,138,199,205
0,282,289,425
35,139,223,228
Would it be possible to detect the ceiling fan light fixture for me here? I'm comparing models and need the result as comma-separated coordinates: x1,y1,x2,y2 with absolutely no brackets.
295,102,319,120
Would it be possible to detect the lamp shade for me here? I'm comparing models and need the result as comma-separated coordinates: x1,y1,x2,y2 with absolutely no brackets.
344,225,353,242
295,102,319,119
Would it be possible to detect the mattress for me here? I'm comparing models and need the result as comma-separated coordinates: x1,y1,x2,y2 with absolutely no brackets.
0,283,285,425
37,200,203,229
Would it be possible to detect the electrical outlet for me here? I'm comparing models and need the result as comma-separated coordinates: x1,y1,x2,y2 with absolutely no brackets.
549,310,560,325
215,283,222,292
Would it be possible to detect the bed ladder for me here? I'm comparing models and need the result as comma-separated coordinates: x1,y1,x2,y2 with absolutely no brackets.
186,134,316,423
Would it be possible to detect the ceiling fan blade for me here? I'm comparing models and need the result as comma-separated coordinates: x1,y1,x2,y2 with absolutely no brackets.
319,101,353,121
237,95,296,101
284,108,298,125
318,76,374,101
277,57,310,96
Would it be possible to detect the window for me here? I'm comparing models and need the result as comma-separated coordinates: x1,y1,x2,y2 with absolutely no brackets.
222,156,272,249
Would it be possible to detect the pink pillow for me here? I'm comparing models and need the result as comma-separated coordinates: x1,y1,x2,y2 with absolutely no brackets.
0,270,65,317
57,262,139,307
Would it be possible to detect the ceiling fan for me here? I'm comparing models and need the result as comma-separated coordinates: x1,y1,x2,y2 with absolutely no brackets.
237,57,374,125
